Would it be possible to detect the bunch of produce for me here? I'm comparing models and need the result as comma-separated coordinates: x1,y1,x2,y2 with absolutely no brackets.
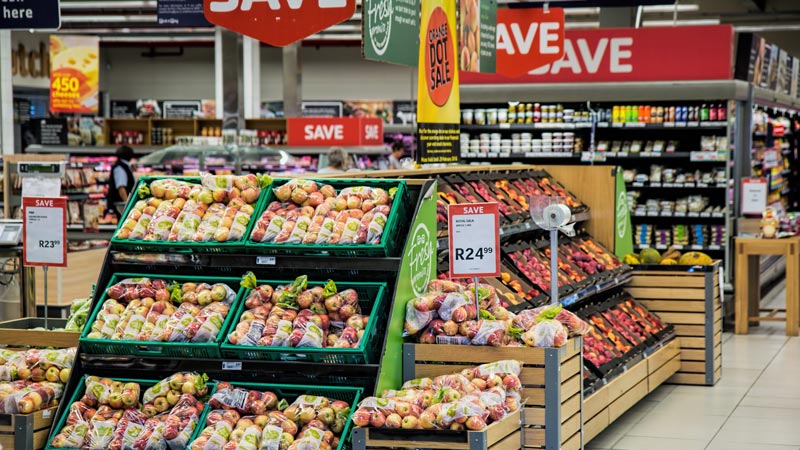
0,380,64,414
404,280,588,348
65,296,93,332
189,383,352,450
573,237,624,271
50,372,208,449
86,277,236,343
250,179,396,245
115,173,270,242
227,273,370,349
0,347,75,384
353,360,523,431
507,246,570,292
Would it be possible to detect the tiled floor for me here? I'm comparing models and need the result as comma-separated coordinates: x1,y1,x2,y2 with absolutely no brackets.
587,282,800,450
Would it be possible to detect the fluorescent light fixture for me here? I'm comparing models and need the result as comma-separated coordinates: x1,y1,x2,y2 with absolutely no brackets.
642,19,720,26
61,1,157,9
735,24,800,32
563,8,600,16
60,14,157,23
565,21,600,29
642,4,699,13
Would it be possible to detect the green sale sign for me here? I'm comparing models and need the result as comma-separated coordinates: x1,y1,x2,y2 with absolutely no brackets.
362,0,421,67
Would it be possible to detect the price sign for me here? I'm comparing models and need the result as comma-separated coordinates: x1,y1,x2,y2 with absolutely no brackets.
448,203,500,278
741,178,768,215
22,197,67,268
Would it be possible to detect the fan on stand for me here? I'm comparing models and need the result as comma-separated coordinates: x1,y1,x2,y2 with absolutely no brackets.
530,196,575,305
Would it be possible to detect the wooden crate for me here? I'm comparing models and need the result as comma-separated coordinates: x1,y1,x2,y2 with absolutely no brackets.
627,262,722,386
583,339,680,444
403,339,583,450
0,318,79,348
0,406,57,450
352,409,522,450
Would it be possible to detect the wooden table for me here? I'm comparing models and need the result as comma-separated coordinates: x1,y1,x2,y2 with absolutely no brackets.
735,237,799,336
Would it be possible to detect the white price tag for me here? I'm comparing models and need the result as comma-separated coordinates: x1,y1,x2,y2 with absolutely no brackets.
256,256,276,265
448,203,500,278
222,361,242,370
741,178,768,215
23,197,66,268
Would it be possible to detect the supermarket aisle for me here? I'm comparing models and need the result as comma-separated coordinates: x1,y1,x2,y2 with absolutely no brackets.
588,284,800,450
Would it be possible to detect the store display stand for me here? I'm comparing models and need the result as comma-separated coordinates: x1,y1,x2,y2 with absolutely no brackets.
628,262,723,385
402,341,582,450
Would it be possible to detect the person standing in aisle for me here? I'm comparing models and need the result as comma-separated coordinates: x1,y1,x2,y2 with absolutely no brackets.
317,147,349,174
107,145,136,218
388,141,405,170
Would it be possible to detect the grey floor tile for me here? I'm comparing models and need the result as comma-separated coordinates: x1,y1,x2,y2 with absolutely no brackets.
715,416,800,446
706,441,800,450
625,411,727,440
612,435,707,450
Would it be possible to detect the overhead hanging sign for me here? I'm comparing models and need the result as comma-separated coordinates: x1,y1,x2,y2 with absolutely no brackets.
286,117,383,146
0,0,60,30
462,25,734,84
22,197,67,268
362,0,420,66
496,7,565,77
203,0,356,47
49,35,100,114
458,0,497,73
158,0,212,27
416,0,460,164
448,203,500,278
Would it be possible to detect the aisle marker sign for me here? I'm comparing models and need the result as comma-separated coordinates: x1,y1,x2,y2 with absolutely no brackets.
448,203,500,278
22,197,67,268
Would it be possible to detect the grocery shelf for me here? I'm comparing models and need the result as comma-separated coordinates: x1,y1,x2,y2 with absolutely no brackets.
27,145,161,155
559,269,633,308
581,151,726,162
631,211,726,219
635,244,723,252
596,121,728,129
461,152,579,160
627,181,727,189
461,122,592,131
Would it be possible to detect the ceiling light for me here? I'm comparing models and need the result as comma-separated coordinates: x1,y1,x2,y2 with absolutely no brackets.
565,21,600,29
735,24,800,32
61,14,158,23
641,4,699,13
60,1,157,9
642,19,721,26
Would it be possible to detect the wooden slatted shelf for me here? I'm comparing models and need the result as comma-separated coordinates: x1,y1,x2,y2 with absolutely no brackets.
401,340,583,450
0,406,56,450
628,262,723,385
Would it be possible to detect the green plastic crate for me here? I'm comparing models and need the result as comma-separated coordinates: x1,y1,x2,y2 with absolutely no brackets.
79,273,244,359
245,178,409,257
110,176,270,253
45,375,217,450
220,280,388,364
188,381,362,450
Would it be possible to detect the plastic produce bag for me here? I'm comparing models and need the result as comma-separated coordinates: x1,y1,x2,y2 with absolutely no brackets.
189,421,232,450
470,320,507,347
512,304,589,336
143,372,208,404
403,295,437,335
521,307,568,348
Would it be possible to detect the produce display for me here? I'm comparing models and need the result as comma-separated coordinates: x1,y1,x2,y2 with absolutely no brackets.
404,279,588,348
352,360,522,431
50,372,209,449
623,248,714,266
250,179,396,246
0,347,75,414
85,277,237,343
114,173,269,243
226,274,372,350
189,384,353,450
575,295,671,382
65,296,94,332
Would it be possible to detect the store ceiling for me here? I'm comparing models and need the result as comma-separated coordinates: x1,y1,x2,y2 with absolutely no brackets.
54,0,800,54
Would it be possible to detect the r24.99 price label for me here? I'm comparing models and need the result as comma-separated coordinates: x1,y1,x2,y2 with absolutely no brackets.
454,246,494,261
448,203,501,278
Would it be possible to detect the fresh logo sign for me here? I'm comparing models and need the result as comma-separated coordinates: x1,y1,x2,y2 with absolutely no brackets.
366,0,392,56
203,0,356,47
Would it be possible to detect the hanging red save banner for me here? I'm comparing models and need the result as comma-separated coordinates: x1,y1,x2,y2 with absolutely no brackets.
203,0,356,47
496,7,565,78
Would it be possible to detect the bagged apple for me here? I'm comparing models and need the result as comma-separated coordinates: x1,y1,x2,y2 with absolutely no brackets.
143,372,208,404
470,320,507,347
50,402,92,448
190,420,233,450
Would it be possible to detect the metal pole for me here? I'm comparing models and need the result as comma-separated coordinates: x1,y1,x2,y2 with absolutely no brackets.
43,266,48,328
550,229,559,305
473,276,480,313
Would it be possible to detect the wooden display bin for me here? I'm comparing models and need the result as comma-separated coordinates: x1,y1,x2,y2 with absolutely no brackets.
0,406,57,450
583,339,680,443
0,318,79,348
402,339,583,450
627,262,722,385
352,409,522,450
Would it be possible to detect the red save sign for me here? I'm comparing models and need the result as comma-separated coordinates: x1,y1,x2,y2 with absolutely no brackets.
203,0,356,47
448,203,501,278
496,7,565,78
287,117,383,146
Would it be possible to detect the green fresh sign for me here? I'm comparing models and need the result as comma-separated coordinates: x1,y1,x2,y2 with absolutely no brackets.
362,0,420,67
478,0,496,73
376,181,437,393
614,169,633,258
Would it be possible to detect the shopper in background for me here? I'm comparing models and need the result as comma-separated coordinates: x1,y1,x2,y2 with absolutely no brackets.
388,141,405,170
107,145,136,218
318,147,348,174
